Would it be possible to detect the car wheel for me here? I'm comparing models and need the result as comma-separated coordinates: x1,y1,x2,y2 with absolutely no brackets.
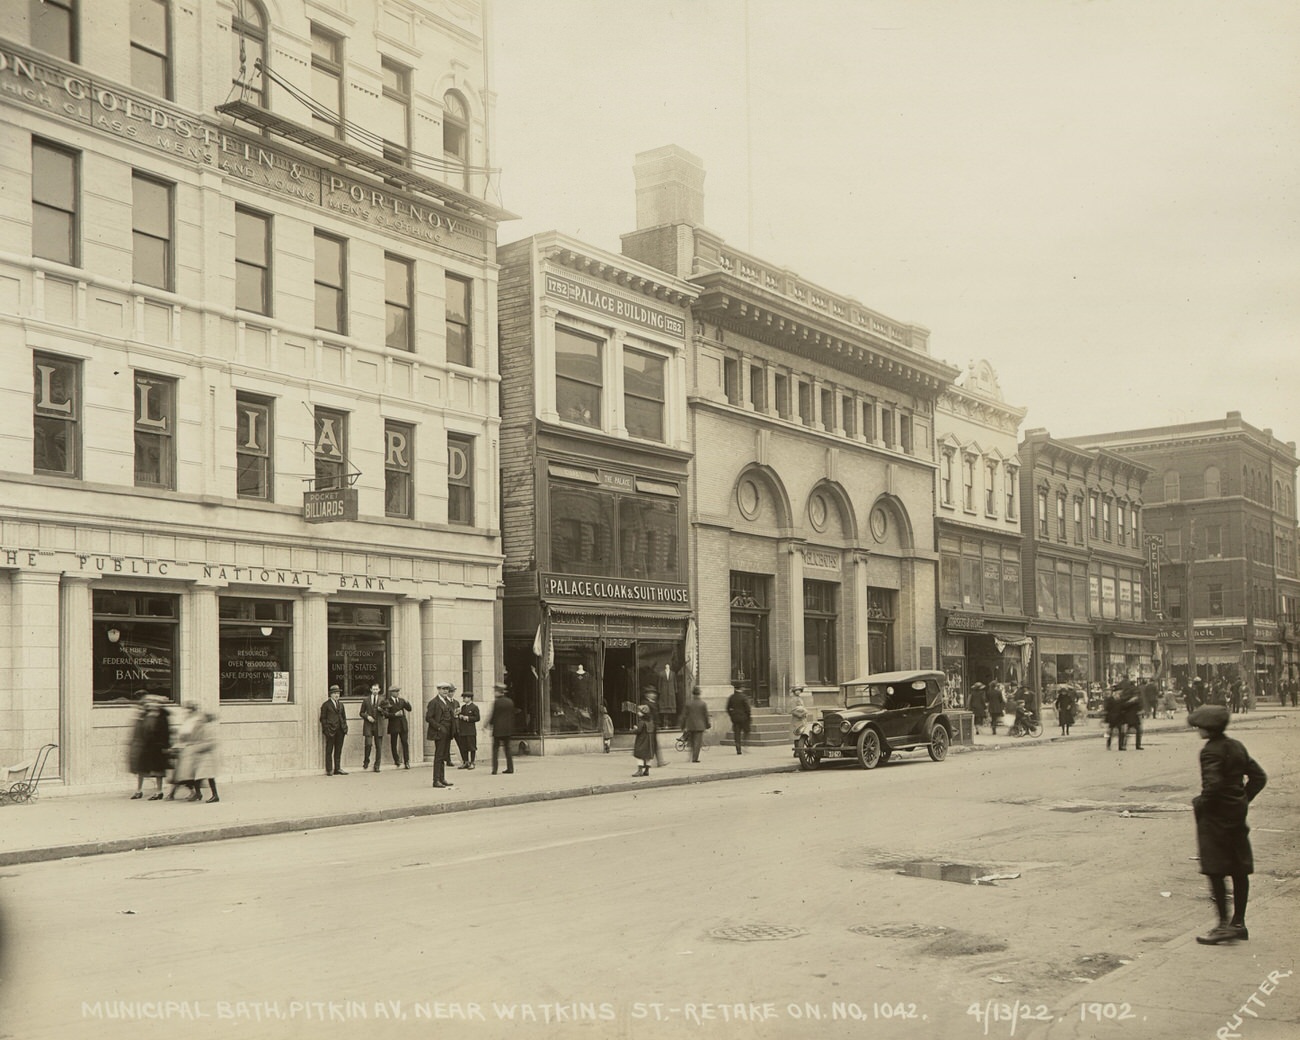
928,724,950,762
795,736,821,771
856,727,882,769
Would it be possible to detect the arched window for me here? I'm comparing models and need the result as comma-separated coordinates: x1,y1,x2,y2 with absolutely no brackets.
443,91,469,189
1203,466,1220,498
1163,470,1180,502
232,0,268,107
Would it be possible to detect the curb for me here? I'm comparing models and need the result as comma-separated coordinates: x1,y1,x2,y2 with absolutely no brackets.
0,761,801,867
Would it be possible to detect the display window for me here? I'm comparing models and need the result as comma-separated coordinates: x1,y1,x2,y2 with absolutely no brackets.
93,590,179,704
219,597,293,702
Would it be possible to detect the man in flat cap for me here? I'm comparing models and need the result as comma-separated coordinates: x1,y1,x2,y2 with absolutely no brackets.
1188,704,1267,945
425,682,456,788
319,684,348,776
383,684,413,769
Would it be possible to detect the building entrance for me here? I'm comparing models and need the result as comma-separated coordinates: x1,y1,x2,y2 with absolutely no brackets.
603,644,638,733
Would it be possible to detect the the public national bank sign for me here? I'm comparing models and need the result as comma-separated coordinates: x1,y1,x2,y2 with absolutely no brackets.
542,574,690,607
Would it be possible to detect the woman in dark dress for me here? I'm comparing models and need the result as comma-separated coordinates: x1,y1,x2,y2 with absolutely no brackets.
1053,687,1077,736
1189,705,1267,945
632,704,656,777
968,683,988,734
128,694,172,800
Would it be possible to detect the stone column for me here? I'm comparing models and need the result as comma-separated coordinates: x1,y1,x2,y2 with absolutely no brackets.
12,571,62,759
188,583,220,713
60,574,97,787
851,551,872,679
784,541,806,693
299,590,330,772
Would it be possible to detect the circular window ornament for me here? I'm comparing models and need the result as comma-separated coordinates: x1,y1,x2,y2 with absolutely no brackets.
809,493,829,532
737,478,761,520
870,506,889,542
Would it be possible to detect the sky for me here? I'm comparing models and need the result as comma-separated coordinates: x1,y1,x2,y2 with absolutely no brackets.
488,0,1300,445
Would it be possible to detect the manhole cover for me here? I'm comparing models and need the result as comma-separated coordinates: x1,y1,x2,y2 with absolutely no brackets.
710,924,807,943
883,860,1015,885
127,868,208,880
851,923,951,940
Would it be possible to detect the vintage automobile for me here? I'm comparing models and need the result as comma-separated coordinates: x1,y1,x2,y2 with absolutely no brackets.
794,669,954,770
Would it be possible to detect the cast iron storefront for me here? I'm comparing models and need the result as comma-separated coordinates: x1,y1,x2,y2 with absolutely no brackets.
939,610,1031,705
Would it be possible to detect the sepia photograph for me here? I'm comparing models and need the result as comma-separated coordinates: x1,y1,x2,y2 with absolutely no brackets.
0,1,1296,1037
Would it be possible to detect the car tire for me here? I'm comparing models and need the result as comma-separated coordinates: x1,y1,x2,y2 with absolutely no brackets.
795,736,821,771
928,724,950,762
856,727,882,769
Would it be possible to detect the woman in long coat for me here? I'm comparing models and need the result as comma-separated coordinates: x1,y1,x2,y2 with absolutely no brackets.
128,695,171,799
632,704,656,777
968,683,988,734
1053,687,1077,736
169,703,218,802
1189,704,1267,945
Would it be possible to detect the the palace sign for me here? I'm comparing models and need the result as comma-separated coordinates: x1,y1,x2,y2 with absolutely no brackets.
544,274,685,337
542,573,689,606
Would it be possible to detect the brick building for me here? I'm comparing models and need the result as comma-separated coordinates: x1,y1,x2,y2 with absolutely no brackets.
0,1,508,788
1068,413,1300,695
622,146,959,718
496,233,697,750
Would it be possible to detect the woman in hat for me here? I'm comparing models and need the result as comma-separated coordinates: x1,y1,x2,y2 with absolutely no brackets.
632,704,656,777
127,693,171,800
1188,704,1267,945
968,683,988,734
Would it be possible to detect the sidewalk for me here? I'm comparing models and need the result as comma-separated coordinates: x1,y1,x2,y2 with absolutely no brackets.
0,712,1275,867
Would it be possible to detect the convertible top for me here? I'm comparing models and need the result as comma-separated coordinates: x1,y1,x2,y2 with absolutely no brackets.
842,670,945,687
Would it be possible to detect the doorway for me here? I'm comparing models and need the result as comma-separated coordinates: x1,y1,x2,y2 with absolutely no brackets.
603,644,637,732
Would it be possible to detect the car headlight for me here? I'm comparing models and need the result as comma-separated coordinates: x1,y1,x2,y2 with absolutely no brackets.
840,720,853,734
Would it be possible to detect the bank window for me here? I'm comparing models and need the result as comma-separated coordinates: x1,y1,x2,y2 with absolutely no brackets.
962,456,975,512
773,373,790,419
380,57,411,166
235,207,271,315
550,485,615,575
313,407,348,491
445,273,472,366
985,460,998,515
797,381,813,426
328,603,390,697
1208,583,1224,617
1089,492,1099,538
447,433,473,525
231,0,266,107
618,493,680,582
1005,466,1017,519
841,395,855,437
749,364,766,412
1102,498,1113,540
385,254,413,352
93,590,179,705
899,413,913,454
803,580,838,685
32,139,79,266
132,173,172,290
218,598,292,703
133,371,176,490
33,0,78,62
384,420,414,519
130,0,170,98
314,231,347,334
236,393,273,500
940,450,954,506
624,348,666,441
443,92,469,188
33,352,80,477
310,23,344,138
1073,497,1084,544
556,326,602,428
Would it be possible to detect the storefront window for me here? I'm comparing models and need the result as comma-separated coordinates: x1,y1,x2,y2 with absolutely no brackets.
638,640,683,722
618,496,679,582
804,580,838,684
549,643,600,733
93,590,178,704
327,603,389,696
219,597,292,702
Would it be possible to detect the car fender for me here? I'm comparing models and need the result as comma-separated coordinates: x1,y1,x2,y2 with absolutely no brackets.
923,712,951,738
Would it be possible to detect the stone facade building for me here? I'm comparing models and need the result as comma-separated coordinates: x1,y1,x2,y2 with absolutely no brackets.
0,0,507,788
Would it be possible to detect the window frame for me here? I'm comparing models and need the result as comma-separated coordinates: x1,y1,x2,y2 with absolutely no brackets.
133,370,176,490
131,172,173,290
384,253,414,352
623,345,667,442
380,56,411,167
445,272,472,366
231,0,267,107
554,325,603,429
309,23,344,139
447,432,474,526
802,579,839,686
313,406,348,492
234,206,271,315
235,392,273,501
33,352,81,478
313,230,347,334
32,138,80,267
130,0,171,99
384,419,415,519
985,459,998,516
31,0,78,62
442,91,469,188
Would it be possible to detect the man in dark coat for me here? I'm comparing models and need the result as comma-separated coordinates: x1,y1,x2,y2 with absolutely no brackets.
1119,681,1144,750
1189,705,1267,945
968,683,988,734
679,686,711,763
425,682,457,788
359,682,387,772
488,683,515,775
726,685,752,755
382,685,413,769
319,685,348,776
986,682,1006,735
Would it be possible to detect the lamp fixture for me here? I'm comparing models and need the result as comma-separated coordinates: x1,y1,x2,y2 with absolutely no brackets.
260,626,274,637
106,627,121,644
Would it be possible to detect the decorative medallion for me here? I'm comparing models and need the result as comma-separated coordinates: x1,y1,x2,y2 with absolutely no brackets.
808,492,829,532
870,506,889,542
737,478,761,520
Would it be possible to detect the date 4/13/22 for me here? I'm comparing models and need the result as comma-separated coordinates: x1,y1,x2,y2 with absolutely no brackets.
966,1001,1138,1036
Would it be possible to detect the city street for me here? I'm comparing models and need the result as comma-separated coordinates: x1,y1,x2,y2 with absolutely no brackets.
2,715,1296,1040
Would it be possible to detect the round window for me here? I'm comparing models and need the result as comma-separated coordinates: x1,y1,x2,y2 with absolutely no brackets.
870,506,889,542
809,493,828,532
737,478,761,520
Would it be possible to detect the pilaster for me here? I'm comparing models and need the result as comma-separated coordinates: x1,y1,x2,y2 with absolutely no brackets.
60,575,97,786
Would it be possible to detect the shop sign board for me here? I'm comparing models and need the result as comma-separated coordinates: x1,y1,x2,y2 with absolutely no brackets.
946,612,985,632
544,273,686,337
304,488,358,523
542,573,689,606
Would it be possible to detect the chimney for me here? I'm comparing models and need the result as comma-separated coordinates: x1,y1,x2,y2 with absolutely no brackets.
633,145,705,230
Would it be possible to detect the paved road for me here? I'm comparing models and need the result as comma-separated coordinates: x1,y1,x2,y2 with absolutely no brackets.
1,714,1295,1040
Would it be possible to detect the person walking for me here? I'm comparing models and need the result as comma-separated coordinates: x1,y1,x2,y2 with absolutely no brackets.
488,682,515,775
167,702,206,801
426,682,457,788
1054,686,1076,736
789,688,808,738
1120,681,1144,750
726,684,752,755
679,686,711,763
191,712,221,803
969,683,988,735
455,691,481,769
382,685,413,769
986,682,1006,736
359,682,387,772
128,693,171,800
600,706,614,753
1104,685,1124,750
632,703,655,776
1188,704,1267,944
646,689,666,767
320,684,348,776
